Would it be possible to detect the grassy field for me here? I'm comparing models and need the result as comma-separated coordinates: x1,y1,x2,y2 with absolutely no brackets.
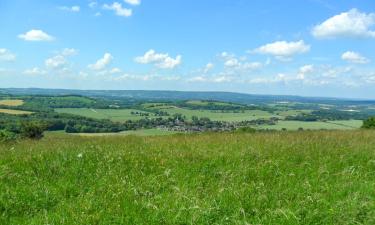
0,109,33,115
0,99,24,106
258,120,363,130
55,108,162,122
1,130,375,224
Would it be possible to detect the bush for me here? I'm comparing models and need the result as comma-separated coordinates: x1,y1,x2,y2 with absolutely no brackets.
0,130,18,142
362,117,375,129
20,122,45,139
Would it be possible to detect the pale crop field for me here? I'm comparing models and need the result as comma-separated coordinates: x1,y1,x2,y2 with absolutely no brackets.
0,99,24,106
0,109,33,115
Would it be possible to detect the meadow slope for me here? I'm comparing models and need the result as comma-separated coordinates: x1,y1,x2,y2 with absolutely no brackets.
1,131,375,224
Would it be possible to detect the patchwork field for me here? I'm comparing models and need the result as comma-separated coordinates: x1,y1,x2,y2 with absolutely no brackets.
55,108,162,121
0,109,33,115
1,130,375,224
0,99,24,106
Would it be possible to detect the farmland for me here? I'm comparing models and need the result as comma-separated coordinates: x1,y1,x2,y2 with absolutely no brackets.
257,120,363,130
1,130,375,224
0,99,24,106
0,109,33,115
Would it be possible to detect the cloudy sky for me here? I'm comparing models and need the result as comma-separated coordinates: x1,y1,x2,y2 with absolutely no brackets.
1,0,375,98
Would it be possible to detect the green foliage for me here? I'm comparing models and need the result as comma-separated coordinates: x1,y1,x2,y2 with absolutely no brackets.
362,117,375,129
0,129,18,142
20,122,45,139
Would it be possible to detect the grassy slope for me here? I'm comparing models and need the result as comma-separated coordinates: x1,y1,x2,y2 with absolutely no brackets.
1,130,375,224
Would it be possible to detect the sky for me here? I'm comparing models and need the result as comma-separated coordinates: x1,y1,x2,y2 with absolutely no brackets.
1,0,375,99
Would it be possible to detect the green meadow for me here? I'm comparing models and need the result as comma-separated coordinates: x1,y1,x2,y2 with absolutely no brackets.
1,130,375,224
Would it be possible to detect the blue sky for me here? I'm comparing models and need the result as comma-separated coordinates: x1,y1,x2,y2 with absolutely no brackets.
1,0,375,98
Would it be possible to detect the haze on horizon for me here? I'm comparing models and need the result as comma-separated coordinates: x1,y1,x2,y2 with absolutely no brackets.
1,0,375,98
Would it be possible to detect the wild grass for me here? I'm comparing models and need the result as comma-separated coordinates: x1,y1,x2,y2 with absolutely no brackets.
1,130,375,224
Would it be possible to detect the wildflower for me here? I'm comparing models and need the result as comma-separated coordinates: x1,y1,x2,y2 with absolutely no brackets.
77,153,83,158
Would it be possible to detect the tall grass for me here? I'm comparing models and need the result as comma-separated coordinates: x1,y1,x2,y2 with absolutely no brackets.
1,130,375,224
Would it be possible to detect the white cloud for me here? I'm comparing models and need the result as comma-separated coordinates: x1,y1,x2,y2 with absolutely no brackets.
203,63,214,73
89,2,97,8
312,9,375,39
18,29,54,41
124,0,141,6
221,53,262,72
45,55,67,69
61,48,78,56
254,40,310,59
297,64,314,80
0,49,16,61
59,6,80,12
103,2,132,17
110,68,122,74
88,53,113,70
23,67,47,76
135,49,182,69
341,51,370,64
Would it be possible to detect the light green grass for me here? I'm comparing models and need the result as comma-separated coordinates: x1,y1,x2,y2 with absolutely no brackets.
257,120,363,130
55,108,162,122
1,130,375,224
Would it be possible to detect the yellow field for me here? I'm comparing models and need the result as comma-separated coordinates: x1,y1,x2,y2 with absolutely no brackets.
0,109,33,115
0,99,24,106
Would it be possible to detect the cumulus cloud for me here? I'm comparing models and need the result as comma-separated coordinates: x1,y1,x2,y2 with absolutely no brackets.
23,67,47,76
0,49,16,61
135,49,182,69
124,0,141,6
59,6,80,12
203,63,214,73
312,9,375,39
45,55,67,69
341,51,370,64
88,53,113,70
103,2,132,17
61,48,78,56
18,29,54,41
254,40,310,60
297,64,314,80
220,52,262,72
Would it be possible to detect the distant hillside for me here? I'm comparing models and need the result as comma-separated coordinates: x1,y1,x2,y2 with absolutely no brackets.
1,88,375,105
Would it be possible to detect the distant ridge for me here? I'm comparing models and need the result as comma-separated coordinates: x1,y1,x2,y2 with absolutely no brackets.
1,88,375,105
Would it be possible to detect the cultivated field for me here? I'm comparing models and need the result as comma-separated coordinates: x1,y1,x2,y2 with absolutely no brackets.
0,99,24,106
0,109,33,115
1,130,375,224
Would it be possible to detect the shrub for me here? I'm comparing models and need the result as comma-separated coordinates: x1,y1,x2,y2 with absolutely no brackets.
362,117,375,129
20,122,45,139
0,129,18,142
